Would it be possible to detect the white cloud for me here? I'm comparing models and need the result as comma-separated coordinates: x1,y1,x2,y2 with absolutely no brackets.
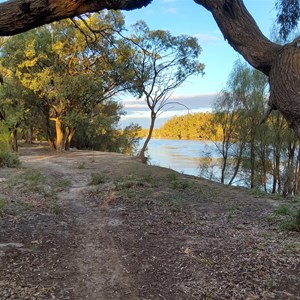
120,93,217,128
193,33,220,43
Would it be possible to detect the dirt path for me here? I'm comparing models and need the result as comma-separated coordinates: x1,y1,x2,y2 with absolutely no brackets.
0,145,300,299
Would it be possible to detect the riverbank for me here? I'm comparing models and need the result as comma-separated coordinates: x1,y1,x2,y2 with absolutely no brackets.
0,145,299,299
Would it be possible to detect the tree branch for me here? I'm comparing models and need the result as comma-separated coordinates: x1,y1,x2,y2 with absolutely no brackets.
194,0,281,75
0,0,152,36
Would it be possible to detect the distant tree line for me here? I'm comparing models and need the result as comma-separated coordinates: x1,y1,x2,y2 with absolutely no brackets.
148,113,217,140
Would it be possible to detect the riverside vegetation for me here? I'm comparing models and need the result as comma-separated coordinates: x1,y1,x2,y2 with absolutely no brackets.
141,60,300,201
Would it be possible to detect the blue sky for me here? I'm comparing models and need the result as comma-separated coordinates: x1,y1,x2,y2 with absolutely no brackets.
0,0,277,128
120,0,277,128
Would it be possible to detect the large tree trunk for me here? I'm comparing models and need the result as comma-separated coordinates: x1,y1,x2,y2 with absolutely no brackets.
51,117,64,152
64,127,76,151
194,0,300,138
194,0,281,75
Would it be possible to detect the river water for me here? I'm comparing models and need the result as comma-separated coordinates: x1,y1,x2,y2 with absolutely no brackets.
139,139,217,176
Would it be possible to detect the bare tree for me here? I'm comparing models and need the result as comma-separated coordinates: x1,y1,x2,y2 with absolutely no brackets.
126,21,204,161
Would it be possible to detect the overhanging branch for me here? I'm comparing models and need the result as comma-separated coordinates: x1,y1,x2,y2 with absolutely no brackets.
194,0,281,75
0,0,152,36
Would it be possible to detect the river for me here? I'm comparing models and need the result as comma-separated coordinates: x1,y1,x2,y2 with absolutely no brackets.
139,138,218,177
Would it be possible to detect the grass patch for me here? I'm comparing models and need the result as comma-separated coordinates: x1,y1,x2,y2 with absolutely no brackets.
89,173,106,185
50,202,63,215
248,188,267,197
23,170,46,187
0,198,31,215
0,151,21,168
78,162,86,169
167,174,190,190
114,174,154,200
0,198,7,211
51,177,71,192
279,210,300,232
227,205,241,218
270,203,300,232
282,242,300,253
115,175,150,191
274,204,291,215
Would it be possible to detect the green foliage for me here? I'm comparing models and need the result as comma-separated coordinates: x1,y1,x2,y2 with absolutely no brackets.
0,11,137,152
274,204,291,215
0,125,20,167
71,111,141,155
167,173,190,190
276,0,300,40
0,198,7,211
194,59,300,195
0,124,11,152
89,173,106,185
0,151,20,167
154,113,217,140
126,21,205,159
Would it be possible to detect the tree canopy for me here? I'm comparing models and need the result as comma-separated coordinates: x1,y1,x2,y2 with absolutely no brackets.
1,0,300,137
0,11,140,152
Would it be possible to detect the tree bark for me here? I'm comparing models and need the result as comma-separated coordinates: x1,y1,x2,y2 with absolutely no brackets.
139,112,156,163
12,127,18,152
0,0,152,36
194,0,281,75
51,117,64,152
65,127,76,151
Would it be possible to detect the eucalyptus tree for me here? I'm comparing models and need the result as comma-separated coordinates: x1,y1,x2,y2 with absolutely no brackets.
2,0,300,142
212,60,269,188
0,12,133,151
126,21,204,161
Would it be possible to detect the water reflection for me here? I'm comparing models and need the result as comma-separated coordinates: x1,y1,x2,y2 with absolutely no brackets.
141,138,215,176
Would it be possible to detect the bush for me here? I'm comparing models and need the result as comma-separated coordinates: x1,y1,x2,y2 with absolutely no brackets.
0,151,20,167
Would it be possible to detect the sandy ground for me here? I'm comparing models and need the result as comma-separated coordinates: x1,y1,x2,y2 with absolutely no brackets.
0,144,299,299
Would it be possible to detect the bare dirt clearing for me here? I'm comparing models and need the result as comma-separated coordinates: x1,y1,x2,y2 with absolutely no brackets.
0,145,299,299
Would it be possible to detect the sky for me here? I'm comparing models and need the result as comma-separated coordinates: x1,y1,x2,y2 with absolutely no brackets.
0,0,277,128
120,0,277,128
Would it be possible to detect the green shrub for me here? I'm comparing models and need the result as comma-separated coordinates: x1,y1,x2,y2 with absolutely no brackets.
0,151,20,167
167,174,190,190
89,172,106,185
275,204,291,215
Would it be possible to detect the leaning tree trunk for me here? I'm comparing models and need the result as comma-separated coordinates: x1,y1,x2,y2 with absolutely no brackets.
64,127,76,151
139,112,156,163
